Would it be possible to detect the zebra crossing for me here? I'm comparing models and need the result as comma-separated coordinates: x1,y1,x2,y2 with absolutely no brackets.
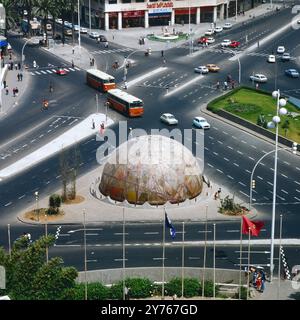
90,47,133,55
29,66,81,76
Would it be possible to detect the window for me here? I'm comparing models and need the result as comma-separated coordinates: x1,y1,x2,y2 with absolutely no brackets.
135,0,145,2
122,0,131,2
108,0,117,4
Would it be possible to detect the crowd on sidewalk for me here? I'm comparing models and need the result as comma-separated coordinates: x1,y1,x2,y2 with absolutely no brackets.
248,266,266,293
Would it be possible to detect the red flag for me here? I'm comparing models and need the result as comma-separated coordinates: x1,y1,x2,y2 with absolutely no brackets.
242,216,264,237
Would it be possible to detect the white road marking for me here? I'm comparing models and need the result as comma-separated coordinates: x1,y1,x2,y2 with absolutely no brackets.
226,230,239,233
18,194,25,199
222,131,228,135
114,233,129,236
207,163,214,168
257,176,263,180
74,67,80,71
267,181,273,186
40,70,47,74
296,189,300,193
276,195,285,201
294,196,300,201
46,70,52,74
217,140,223,144
241,140,247,144
224,157,229,161
216,169,223,174
233,163,239,167
245,169,251,174
165,75,204,97
295,181,300,186
227,175,234,180
4,202,12,207
213,152,219,156
128,67,166,88
280,173,288,178
281,189,288,195
227,146,233,150
238,181,246,187
30,139,36,143
188,257,201,260
283,161,290,166
35,71,41,75
239,191,249,197
248,156,255,161
237,150,243,155
144,232,159,235
251,145,257,149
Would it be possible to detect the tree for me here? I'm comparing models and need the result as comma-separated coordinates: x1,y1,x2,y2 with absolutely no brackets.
48,194,62,214
1,0,18,34
18,0,35,36
0,235,78,300
281,119,290,137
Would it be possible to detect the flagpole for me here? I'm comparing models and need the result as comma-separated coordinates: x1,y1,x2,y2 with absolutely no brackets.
202,205,208,298
213,223,216,299
246,227,251,300
122,207,126,300
239,217,243,299
162,207,166,300
181,221,185,298
277,214,283,300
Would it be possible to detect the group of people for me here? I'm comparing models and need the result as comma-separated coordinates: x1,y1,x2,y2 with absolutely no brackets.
89,58,95,66
17,73,23,81
249,266,266,293
12,87,19,97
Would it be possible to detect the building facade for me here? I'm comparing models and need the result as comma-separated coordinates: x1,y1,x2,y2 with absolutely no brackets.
82,0,262,30
0,3,6,36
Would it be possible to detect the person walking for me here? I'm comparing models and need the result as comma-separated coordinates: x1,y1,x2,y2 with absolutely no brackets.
161,50,164,57
163,58,166,67
13,88,16,97
92,119,95,129
20,73,23,81
216,81,220,90
17,73,20,81
15,87,19,96
3,80,6,88
224,81,228,90
5,88,9,95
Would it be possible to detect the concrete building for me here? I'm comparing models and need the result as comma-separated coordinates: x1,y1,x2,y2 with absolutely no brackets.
0,3,6,36
82,0,262,30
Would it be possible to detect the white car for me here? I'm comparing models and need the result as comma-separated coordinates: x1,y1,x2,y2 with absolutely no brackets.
250,73,268,83
205,29,214,36
89,31,100,39
277,46,285,54
193,117,210,129
55,18,62,24
194,66,209,74
160,113,178,125
215,26,223,33
74,25,80,32
223,22,232,29
80,27,88,34
221,39,231,47
267,55,276,63
206,37,215,44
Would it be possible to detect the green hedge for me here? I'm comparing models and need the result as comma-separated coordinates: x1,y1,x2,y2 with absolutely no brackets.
62,283,110,300
110,278,153,299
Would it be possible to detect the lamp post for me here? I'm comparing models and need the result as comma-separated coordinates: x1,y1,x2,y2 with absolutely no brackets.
77,0,81,50
89,0,92,34
21,38,33,71
227,49,241,84
268,89,287,282
34,191,39,221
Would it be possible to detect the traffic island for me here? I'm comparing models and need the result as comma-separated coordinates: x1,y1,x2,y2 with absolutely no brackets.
23,208,65,223
207,86,300,148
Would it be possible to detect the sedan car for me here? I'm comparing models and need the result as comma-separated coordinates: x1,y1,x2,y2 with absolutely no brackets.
249,74,267,83
64,29,72,36
285,69,299,78
229,41,240,48
205,29,214,36
221,39,231,47
98,35,107,42
267,55,276,63
80,27,88,34
206,64,220,72
206,37,215,44
56,68,67,76
193,117,210,129
198,36,208,44
281,53,290,61
160,113,178,125
277,46,285,54
194,66,209,74
89,31,100,39
223,22,232,29
215,26,223,33
73,25,80,32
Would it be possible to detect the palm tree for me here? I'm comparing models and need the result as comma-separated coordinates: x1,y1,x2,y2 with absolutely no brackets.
1,0,18,35
18,0,35,36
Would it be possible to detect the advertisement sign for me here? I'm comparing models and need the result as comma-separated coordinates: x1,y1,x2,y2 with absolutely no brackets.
149,8,172,14
147,1,173,9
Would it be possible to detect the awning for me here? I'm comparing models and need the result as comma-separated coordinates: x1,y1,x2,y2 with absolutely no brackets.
0,36,7,47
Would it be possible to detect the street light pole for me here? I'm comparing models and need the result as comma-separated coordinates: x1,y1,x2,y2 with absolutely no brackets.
78,0,81,50
21,38,32,71
34,191,39,221
83,209,87,300
89,0,92,34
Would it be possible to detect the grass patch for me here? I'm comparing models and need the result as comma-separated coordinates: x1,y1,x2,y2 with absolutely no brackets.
209,87,300,143
63,195,85,205
24,208,65,222
147,33,189,42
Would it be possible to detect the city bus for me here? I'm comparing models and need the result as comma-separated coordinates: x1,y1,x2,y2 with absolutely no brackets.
86,69,116,92
107,88,144,117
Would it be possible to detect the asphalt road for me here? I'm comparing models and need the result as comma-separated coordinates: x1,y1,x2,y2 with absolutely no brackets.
0,7,299,272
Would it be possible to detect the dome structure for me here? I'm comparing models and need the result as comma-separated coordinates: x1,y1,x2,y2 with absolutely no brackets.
99,135,203,205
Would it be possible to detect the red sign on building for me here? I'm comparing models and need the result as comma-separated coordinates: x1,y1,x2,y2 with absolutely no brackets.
147,2,173,9
123,10,145,18
175,8,197,15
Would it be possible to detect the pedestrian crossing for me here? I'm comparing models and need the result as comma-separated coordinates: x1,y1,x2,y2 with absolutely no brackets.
30,66,81,76
90,48,133,55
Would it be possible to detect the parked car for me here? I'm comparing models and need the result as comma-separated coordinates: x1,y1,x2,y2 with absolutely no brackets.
80,27,88,34
281,53,290,61
56,18,62,24
206,37,215,44
56,68,67,76
193,117,210,129
249,73,268,83
194,66,209,74
64,29,72,36
89,31,100,39
160,113,178,125
205,29,214,36
53,34,62,40
198,36,208,44
98,35,107,42
267,55,276,63
221,39,231,47
223,22,232,29
206,64,220,72
229,41,240,48
285,69,299,78
215,26,223,33
277,46,285,54
73,25,80,32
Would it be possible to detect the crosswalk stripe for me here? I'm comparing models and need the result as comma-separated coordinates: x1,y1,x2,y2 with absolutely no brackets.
46,70,52,73
69,68,75,71
40,70,47,74
35,71,41,75
30,72,35,75
63,68,69,72
51,69,57,72
74,67,80,70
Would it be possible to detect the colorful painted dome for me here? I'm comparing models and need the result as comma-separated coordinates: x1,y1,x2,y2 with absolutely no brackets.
99,135,203,205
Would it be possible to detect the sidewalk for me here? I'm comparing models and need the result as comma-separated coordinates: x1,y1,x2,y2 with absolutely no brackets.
0,59,31,118
17,161,259,225
88,3,281,51
43,42,98,71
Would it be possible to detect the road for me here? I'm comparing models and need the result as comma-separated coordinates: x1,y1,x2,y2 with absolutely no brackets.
0,7,299,272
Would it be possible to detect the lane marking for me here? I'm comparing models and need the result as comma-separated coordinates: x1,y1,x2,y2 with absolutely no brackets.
233,163,239,167
238,181,246,187
227,175,234,180
165,75,204,97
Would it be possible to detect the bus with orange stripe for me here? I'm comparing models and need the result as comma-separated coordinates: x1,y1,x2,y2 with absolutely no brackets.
86,69,116,92
107,88,144,117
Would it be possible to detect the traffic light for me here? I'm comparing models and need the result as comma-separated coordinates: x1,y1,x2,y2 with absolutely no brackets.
292,142,298,155
252,179,256,189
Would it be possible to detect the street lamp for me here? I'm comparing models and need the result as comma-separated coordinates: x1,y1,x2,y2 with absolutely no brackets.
227,50,241,84
21,38,33,71
77,0,81,51
268,89,287,282
34,191,39,221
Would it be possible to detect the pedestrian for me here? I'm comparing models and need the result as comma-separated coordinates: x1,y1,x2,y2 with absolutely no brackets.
20,73,23,81
9,53,12,60
10,62,13,70
217,188,221,198
92,58,95,66
72,47,75,54
224,81,228,90
15,63,18,70
256,83,259,90
163,58,166,66
15,87,19,96
13,88,16,97
216,81,220,90
124,81,128,90
33,60,37,68
231,80,235,89
104,41,108,48
90,58,92,66
5,88,8,95
214,191,218,200
92,119,95,129
72,59,74,68
161,50,164,57
256,272,262,291
3,80,6,88
17,73,20,81
18,62,21,70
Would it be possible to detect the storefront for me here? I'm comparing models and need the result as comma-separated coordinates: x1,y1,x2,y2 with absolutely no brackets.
200,6,214,22
148,2,173,27
109,12,118,29
122,11,145,28
175,8,197,25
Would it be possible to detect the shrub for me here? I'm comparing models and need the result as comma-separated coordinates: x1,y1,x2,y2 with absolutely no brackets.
234,286,248,300
202,280,220,297
48,194,62,214
110,278,153,299
165,277,201,298
62,283,110,300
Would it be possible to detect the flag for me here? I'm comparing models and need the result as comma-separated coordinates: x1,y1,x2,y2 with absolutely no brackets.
165,212,176,239
242,216,264,237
